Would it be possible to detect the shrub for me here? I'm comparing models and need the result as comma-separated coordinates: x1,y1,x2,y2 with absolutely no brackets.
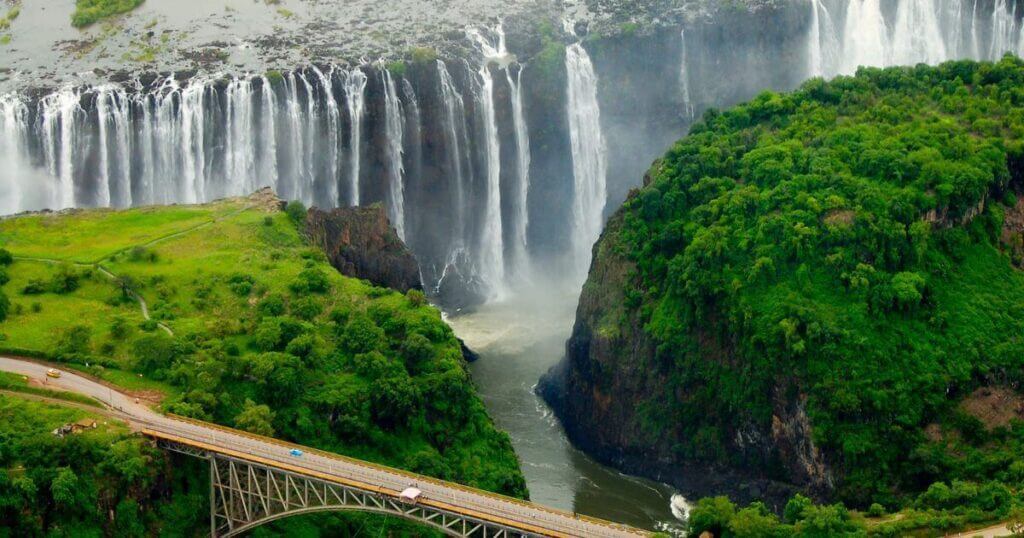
0,248,11,265
290,268,330,294
0,289,8,322
30,302,41,313
406,288,427,307
257,293,286,317
234,399,276,436
109,316,130,340
340,315,385,354
263,216,274,226
56,325,92,358
290,296,323,320
22,279,46,295
227,273,255,296
253,319,284,352
867,503,886,517
285,200,306,225
0,267,9,286
71,0,144,28
132,334,177,373
49,265,81,294
401,333,434,372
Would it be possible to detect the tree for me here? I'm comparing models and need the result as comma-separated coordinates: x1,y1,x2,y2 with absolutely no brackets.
401,333,434,373
0,289,8,322
0,248,11,266
784,494,813,524
234,399,276,437
687,496,736,537
132,334,177,373
49,264,81,294
285,200,307,225
340,315,385,355
56,325,92,358
50,467,80,509
113,498,146,538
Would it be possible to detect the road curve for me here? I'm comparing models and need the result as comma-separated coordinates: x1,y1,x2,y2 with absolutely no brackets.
0,357,648,538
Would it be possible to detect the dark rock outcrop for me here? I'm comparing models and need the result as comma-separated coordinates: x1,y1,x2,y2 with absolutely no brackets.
305,205,422,293
539,193,808,508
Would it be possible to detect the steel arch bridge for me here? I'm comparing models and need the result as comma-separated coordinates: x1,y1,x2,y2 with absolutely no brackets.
159,438,543,538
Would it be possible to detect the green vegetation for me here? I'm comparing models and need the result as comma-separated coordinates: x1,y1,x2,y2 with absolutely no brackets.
408,46,438,65
0,395,174,536
0,194,526,534
72,0,144,28
0,371,103,407
608,57,1024,533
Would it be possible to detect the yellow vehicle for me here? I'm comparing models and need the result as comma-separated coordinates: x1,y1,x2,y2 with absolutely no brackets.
46,368,61,379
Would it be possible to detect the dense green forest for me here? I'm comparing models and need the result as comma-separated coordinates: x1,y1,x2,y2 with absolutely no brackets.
608,57,1024,535
0,196,525,535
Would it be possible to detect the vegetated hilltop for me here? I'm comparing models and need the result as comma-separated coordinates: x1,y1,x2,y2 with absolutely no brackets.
543,57,1024,534
0,190,525,535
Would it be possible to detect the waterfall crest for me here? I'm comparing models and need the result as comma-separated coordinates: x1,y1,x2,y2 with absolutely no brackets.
564,39,608,281
382,69,407,241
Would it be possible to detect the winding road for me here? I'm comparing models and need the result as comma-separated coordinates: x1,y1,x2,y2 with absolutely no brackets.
0,357,648,538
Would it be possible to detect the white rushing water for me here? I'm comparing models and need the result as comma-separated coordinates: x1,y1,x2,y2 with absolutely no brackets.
840,0,890,74
806,0,841,78
381,68,407,241
436,59,469,253
344,69,368,207
39,87,81,210
564,39,608,281
0,95,30,214
507,64,532,277
679,28,696,118
311,66,341,206
891,0,948,66
468,25,515,296
95,86,133,208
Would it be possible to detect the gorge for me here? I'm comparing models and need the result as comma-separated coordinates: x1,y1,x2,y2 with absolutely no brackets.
2,0,1024,534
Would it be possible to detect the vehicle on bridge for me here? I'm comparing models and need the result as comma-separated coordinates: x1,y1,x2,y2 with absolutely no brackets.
46,368,62,379
289,449,303,457
399,486,422,504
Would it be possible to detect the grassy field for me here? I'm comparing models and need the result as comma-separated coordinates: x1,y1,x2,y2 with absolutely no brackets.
0,192,528,511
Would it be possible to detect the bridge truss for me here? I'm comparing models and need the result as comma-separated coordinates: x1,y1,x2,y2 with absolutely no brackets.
158,439,538,538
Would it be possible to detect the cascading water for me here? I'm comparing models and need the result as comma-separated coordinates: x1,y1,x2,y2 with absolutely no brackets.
343,69,368,207
467,26,510,295
679,28,696,119
381,68,407,241
806,0,841,78
39,87,82,210
0,95,29,214
564,36,608,281
436,59,471,284
311,66,341,206
991,0,1019,59
506,64,532,276
892,0,948,66
840,0,890,74
224,77,257,199
95,86,133,208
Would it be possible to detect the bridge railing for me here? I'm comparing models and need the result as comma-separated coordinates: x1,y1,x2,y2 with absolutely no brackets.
159,413,647,536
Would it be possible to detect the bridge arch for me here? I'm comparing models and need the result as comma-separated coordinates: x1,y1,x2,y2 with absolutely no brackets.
190,447,538,538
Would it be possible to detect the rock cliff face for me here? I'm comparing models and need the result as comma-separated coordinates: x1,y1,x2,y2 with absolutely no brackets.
305,205,422,293
540,177,828,506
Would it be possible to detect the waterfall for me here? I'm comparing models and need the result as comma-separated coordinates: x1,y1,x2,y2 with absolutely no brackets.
437,60,469,251
0,95,29,214
311,66,340,205
467,26,506,294
224,77,257,199
343,69,367,207
840,0,890,74
39,87,83,209
806,0,841,78
258,76,279,198
382,68,407,241
564,41,608,280
507,65,532,275
95,86,133,207
679,28,695,118
891,0,948,67
178,79,208,204
970,0,981,59
990,0,1019,59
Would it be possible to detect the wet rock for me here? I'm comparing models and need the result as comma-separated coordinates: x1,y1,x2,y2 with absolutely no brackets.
305,204,422,293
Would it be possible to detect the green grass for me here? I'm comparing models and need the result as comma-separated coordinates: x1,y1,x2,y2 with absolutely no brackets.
0,194,527,506
0,371,104,407
72,0,144,28
0,200,242,263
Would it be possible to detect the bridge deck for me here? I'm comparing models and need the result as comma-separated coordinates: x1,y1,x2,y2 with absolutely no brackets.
0,356,648,538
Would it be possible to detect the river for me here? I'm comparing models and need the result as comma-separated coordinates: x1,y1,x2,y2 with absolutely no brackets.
447,286,689,535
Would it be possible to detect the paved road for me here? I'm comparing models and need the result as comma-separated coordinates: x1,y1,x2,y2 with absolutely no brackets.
0,357,647,538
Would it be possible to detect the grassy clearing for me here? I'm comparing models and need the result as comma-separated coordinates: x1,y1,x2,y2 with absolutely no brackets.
0,201,242,263
0,371,104,407
72,0,144,28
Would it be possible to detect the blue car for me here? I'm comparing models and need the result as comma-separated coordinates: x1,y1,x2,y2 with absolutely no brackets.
290,449,304,457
